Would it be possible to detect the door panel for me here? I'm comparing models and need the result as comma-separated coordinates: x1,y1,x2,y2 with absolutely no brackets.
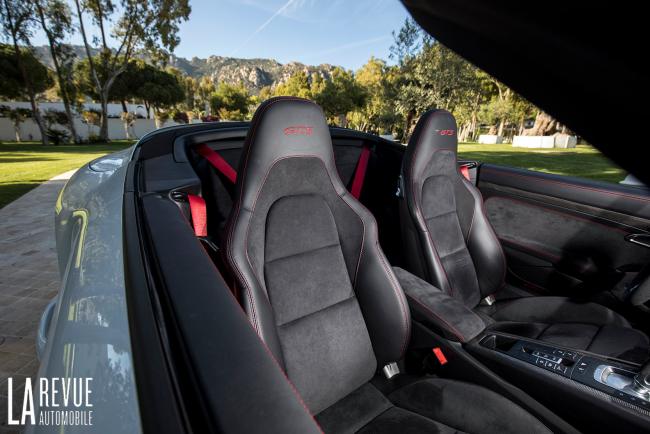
477,164,650,295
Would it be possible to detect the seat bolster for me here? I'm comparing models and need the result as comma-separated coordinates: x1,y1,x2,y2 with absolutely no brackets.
227,206,287,366
484,296,631,327
388,379,552,434
462,179,507,299
350,197,412,366
401,109,458,294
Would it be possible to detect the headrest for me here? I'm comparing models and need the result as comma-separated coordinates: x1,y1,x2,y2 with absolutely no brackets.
408,109,458,155
404,109,458,181
234,97,342,210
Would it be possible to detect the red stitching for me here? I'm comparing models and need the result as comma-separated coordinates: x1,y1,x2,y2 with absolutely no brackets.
408,114,456,295
462,179,507,292
483,195,630,234
239,152,411,361
499,238,562,262
186,225,321,430
225,97,313,332
481,167,650,204
405,293,466,342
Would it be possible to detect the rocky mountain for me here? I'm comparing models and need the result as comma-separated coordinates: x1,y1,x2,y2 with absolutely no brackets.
169,55,336,94
32,45,338,94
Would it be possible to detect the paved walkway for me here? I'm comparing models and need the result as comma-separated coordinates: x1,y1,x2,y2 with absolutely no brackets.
0,170,76,433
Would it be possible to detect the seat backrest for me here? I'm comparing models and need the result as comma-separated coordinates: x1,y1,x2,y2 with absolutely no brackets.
225,97,410,414
400,109,506,308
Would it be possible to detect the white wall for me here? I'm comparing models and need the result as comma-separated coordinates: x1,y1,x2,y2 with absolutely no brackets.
0,117,184,141
0,100,199,142
478,134,504,144
512,135,556,148
0,101,149,118
512,135,578,149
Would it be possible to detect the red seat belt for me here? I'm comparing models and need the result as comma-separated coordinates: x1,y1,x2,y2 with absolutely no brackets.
350,146,371,199
196,143,237,184
459,165,470,181
187,194,208,237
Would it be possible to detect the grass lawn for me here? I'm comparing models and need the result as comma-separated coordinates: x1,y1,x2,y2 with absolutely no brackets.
0,140,134,208
458,143,625,184
0,140,626,209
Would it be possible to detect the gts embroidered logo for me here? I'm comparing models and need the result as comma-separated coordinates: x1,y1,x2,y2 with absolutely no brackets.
284,125,313,136
435,129,455,136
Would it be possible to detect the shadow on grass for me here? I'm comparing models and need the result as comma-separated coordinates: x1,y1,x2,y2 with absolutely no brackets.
0,155,59,163
0,182,45,209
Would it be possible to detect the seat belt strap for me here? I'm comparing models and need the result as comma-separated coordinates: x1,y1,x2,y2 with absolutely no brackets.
187,194,208,237
196,143,237,184
459,164,471,181
350,146,371,199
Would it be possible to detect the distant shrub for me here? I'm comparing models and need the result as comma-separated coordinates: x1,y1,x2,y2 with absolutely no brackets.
43,109,68,126
86,133,103,143
46,128,70,145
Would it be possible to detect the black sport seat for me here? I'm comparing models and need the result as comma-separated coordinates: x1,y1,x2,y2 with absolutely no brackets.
400,109,649,359
224,97,552,433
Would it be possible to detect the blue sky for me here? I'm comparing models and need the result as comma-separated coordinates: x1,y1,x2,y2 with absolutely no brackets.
30,0,410,71
174,0,410,69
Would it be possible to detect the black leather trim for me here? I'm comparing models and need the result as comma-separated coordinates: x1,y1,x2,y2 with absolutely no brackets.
400,109,506,302
225,97,411,366
479,164,650,220
401,109,458,293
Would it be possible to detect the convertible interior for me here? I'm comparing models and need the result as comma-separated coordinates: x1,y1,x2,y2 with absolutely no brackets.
122,96,650,433
120,1,650,432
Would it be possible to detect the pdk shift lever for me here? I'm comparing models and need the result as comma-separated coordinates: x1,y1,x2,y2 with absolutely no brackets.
633,361,650,398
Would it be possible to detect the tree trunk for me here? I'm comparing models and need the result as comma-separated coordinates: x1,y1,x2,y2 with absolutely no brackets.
497,118,505,137
6,26,49,144
14,122,21,142
523,111,556,136
36,4,79,144
99,94,110,142
470,111,477,142
28,92,49,145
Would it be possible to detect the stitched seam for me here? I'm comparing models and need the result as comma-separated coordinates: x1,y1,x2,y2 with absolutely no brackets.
499,238,562,262
376,239,411,358
334,174,409,359
463,178,507,293
408,117,456,293
225,97,310,332
201,240,321,430
406,293,466,342
277,296,355,328
585,325,602,352
265,242,341,265
481,167,650,203
483,195,631,235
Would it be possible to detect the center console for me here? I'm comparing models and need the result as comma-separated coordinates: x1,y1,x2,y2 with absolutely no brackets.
469,333,650,433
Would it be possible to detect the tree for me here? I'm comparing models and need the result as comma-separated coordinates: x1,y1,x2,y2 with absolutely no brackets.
34,0,80,142
196,76,215,116
349,57,400,134
72,0,191,140
210,82,252,121
0,104,32,141
137,66,185,119
274,71,313,99
312,68,366,126
0,0,53,145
